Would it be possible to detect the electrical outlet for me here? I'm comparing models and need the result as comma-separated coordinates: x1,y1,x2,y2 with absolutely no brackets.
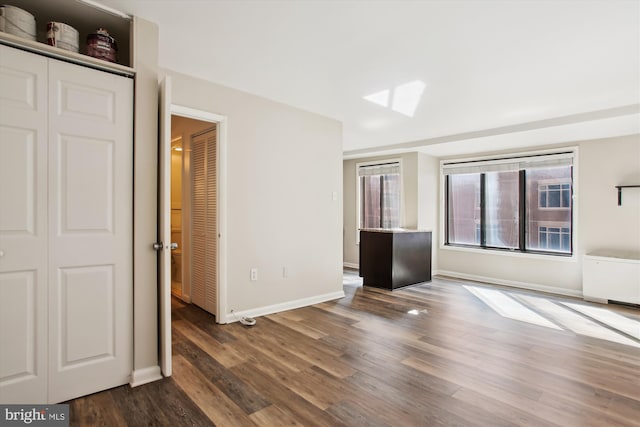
250,268,258,281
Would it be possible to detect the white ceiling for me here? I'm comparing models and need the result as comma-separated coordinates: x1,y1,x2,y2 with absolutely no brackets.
98,0,640,157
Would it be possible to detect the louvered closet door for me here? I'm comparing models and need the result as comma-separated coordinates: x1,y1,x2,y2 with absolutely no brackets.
191,134,206,309
0,45,48,404
190,128,217,315
47,59,133,403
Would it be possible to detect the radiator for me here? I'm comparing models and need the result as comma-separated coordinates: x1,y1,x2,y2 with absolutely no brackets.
583,252,640,305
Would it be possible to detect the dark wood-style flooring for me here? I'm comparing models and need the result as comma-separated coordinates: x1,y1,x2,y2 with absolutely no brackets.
68,274,640,426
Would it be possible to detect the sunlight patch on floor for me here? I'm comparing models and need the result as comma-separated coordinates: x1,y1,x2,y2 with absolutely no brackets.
343,274,363,287
516,294,640,348
464,286,561,330
464,284,640,348
561,301,640,340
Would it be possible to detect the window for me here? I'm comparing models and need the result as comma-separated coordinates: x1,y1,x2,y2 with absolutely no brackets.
444,152,574,255
526,167,572,251
538,225,571,252
446,173,480,245
358,161,401,230
485,171,519,249
539,183,571,208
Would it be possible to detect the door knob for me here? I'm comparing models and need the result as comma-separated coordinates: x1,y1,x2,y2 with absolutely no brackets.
169,242,178,250
152,242,163,251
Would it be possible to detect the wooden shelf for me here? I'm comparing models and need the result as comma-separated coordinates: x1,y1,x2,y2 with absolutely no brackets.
0,31,134,76
615,185,640,206
2,0,132,68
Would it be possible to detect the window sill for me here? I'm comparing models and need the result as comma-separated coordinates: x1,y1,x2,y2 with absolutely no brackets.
440,244,577,262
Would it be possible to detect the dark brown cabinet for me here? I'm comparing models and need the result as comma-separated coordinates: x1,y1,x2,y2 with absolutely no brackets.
359,229,432,290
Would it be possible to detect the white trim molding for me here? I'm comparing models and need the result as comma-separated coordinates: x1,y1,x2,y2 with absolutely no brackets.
223,291,346,324
78,0,131,18
436,270,582,298
343,262,359,269
130,366,163,387
170,104,229,325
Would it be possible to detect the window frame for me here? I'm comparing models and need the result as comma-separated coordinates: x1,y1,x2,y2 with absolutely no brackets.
441,148,577,259
538,179,572,210
537,222,572,252
356,158,403,244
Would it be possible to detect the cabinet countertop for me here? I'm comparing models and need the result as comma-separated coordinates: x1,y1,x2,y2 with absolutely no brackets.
359,228,432,233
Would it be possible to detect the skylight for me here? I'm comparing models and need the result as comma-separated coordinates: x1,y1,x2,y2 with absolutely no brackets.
391,80,426,116
363,80,426,117
363,90,390,108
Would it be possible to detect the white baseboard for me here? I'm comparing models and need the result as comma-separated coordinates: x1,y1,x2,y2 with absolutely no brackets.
583,295,608,304
436,270,582,298
130,366,163,387
224,290,346,324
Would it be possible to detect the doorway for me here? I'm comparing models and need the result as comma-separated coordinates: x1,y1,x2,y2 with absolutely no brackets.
159,93,229,376
169,115,217,311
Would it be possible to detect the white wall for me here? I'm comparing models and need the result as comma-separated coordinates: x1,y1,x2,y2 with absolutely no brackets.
161,68,344,318
437,134,640,295
417,153,440,271
343,152,439,267
579,135,640,255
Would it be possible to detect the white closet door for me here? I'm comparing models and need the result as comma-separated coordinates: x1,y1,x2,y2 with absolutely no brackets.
190,128,217,315
47,59,133,403
0,45,48,404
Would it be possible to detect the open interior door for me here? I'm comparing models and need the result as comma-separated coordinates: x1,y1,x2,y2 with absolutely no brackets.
158,76,172,376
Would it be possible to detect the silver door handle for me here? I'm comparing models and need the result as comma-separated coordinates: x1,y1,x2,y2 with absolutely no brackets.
169,242,179,250
152,242,163,251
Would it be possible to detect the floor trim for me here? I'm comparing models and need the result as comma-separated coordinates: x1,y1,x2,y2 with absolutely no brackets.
437,270,583,298
343,262,359,269
130,366,163,387
225,290,346,324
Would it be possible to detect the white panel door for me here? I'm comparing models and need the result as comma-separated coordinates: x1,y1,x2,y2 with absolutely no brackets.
47,59,133,403
0,45,48,404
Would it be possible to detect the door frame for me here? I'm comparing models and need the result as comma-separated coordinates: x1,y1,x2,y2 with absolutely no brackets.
159,103,228,375
170,104,228,323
